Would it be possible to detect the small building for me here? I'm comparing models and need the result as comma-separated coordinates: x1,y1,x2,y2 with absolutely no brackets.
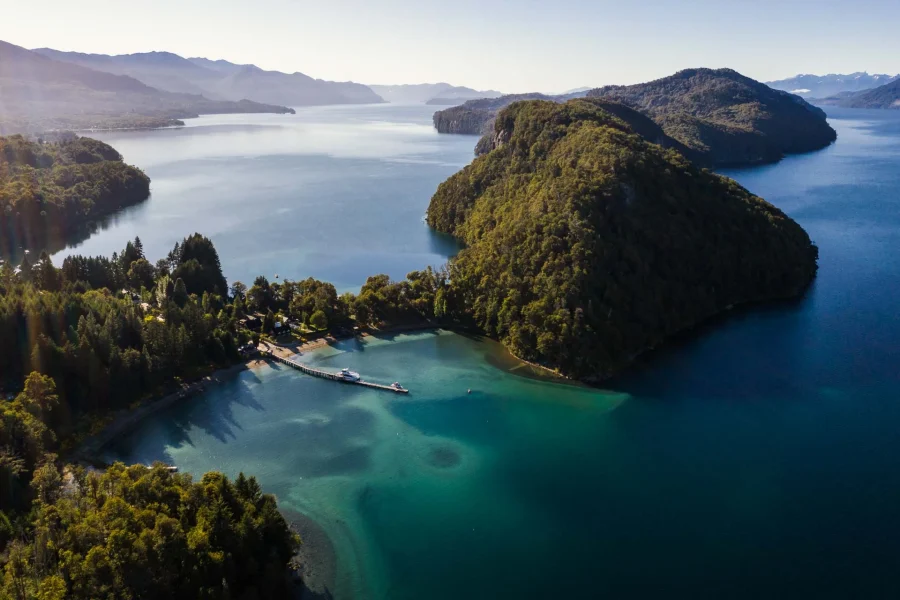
240,315,262,331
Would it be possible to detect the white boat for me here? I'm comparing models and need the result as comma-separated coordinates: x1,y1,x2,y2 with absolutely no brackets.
339,368,361,382
391,382,405,390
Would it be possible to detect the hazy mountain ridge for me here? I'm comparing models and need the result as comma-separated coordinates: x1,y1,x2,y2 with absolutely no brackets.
817,77,900,109
370,82,502,104
31,47,385,107
0,40,294,133
767,72,899,98
33,48,222,97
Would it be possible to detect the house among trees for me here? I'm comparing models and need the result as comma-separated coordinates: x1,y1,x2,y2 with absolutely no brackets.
240,314,262,330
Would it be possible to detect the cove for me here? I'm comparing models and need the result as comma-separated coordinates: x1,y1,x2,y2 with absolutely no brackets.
106,107,900,599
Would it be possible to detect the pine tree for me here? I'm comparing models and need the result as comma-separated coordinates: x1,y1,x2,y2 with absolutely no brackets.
172,278,188,308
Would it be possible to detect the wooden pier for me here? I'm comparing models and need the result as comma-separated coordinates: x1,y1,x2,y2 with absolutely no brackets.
262,350,409,393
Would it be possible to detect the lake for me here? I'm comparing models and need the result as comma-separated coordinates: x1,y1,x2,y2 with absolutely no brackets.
106,107,900,599
54,104,475,291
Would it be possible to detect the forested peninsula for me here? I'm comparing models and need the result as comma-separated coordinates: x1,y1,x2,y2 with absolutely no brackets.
0,134,150,259
427,98,819,377
433,68,837,167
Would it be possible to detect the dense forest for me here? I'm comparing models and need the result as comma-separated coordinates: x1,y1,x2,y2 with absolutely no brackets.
0,229,457,597
586,68,837,165
0,134,150,258
0,236,302,597
1,458,297,599
428,98,818,377
0,232,451,431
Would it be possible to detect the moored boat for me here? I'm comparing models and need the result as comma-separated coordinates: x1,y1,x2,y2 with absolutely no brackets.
339,368,361,381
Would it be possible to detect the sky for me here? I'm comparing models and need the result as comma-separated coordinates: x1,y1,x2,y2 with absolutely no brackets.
2,0,899,93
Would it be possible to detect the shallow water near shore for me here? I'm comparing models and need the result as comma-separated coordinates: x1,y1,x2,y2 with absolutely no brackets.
107,107,900,599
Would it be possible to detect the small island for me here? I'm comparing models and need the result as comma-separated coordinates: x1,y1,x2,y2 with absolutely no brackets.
0,133,150,259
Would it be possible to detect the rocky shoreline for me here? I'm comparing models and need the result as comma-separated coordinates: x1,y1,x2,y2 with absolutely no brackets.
283,508,339,600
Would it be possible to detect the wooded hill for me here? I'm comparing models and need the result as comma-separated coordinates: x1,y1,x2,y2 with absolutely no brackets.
433,68,837,167
428,98,819,377
586,68,837,166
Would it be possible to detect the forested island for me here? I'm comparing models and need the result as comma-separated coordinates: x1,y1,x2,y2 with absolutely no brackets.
0,134,150,260
427,98,819,377
434,68,837,167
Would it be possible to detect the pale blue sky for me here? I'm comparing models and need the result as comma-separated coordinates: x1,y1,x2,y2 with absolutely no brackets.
2,0,898,92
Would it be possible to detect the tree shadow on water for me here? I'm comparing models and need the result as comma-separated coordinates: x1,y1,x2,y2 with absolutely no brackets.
600,295,815,404
107,367,269,463
109,365,380,484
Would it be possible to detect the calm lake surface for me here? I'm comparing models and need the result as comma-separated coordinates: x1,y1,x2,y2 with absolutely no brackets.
107,107,900,599
55,104,474,291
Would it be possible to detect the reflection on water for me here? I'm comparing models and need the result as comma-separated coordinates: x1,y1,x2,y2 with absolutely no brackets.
0,198,154,265
50,104,474,291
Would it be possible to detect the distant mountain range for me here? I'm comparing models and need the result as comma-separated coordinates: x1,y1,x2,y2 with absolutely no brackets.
0,40,293,134
815,77,900,109
369,83,502,105
767,72,899,99
33,48,384,107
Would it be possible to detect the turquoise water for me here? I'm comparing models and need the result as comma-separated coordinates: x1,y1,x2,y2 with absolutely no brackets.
107,108,900,598
54,105,474,291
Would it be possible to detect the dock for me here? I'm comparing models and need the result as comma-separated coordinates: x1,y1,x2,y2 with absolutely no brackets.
262,350,409,393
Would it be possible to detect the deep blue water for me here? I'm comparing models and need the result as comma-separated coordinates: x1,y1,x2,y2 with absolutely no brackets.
106,107,900,599
54,104,474,291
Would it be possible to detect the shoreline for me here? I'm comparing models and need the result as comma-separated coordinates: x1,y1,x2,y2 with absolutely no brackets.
72,321,443,464
283,508,339,600
70,358,266,464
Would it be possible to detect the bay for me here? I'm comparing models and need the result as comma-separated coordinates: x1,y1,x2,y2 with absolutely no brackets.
54,104,474,291
106,107,900,599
